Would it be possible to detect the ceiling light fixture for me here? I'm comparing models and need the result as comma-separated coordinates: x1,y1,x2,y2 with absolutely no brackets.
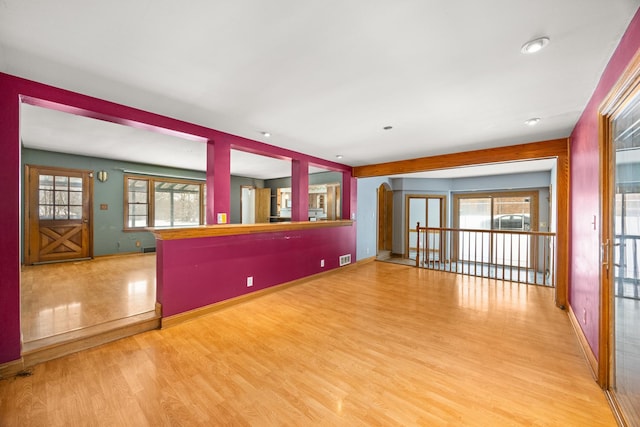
525,117,541,126
521,36,550,54
261,131,271,137
336,155,344,159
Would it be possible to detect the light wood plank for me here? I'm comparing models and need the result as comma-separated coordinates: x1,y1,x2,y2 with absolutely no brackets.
1,262,615,426
149,219,354,240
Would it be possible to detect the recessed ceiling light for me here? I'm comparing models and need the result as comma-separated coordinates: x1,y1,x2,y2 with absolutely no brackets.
261,131,271,137
525,118,541,126
336,155,344,159
383,126,393,130
521,37,550,54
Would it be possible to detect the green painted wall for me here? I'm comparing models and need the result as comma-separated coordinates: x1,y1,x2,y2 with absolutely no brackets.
22,148,207,257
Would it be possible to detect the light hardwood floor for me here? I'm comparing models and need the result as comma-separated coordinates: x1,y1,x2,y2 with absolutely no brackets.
3,261,615,426
20,254,157,343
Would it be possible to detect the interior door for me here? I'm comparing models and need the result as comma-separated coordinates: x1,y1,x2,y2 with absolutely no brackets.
25,165,93,264
255,188,271,223
377,184,393,252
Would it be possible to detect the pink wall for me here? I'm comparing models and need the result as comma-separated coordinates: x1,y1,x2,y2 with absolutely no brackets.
0,72,354,365
569,9,640,359
157,226,356,316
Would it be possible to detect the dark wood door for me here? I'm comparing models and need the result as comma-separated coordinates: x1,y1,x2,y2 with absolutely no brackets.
25,165,93,264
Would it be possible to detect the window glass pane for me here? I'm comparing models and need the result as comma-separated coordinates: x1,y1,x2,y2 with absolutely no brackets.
39,175,54,190
153,181,201,227
54,206,69,220
128,191,147,203
173,192,200,226
55,190,68,205
129,216,148,228
69,177,82,190
55,176,68,191
69,206,82,219
128,179,149,191
69,191,82,205
154,192,171,227
39,190,53,205
39,205,53,220
129,204,148,216
126,178,149,228
493,197,531,230
459,198,491,229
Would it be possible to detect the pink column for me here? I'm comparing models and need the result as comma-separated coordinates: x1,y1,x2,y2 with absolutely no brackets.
0,76,21,363
206,139,231,224
291,159,309,221
342,170,356,220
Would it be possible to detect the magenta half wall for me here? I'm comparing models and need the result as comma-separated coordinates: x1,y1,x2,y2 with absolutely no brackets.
157,225,356,317
569,8,640,360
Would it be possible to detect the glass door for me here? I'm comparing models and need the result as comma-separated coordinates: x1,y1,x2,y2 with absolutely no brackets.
406,196,444,261
610,92,640,423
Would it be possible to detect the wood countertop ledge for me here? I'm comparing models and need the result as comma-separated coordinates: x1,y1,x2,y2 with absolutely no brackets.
148,220,354,240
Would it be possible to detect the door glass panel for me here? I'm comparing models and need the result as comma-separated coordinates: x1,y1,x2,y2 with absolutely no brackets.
427,198,442,262
612,92,640,420
39,173,82,221
493,196,532,267
54,175,68,191
39,205,53,220
408,198,426,260
459,198,491,262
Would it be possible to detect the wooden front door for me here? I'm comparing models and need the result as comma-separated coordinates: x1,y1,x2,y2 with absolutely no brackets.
25,165,93,264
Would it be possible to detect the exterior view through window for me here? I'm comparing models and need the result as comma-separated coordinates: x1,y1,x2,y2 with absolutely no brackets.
125,175,205,229
455,193,537,267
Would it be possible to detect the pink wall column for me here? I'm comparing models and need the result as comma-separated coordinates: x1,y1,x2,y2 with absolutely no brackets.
569,8,640,359
206,139,231,224
0,77,22,363
291,159,309,221
342,171,356,220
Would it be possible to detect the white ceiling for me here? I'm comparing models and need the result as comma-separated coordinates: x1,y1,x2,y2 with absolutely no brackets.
4,1,640,178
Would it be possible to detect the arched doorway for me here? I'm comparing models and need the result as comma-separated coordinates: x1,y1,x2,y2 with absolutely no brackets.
377,183,393,258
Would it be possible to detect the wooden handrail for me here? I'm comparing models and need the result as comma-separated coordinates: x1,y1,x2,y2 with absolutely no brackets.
149,220,354,240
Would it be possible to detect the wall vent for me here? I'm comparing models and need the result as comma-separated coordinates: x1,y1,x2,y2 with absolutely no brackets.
143,247,156,253
339,254,352,266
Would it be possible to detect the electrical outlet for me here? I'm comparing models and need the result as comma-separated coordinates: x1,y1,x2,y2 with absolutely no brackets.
320,259,325,267
135,241,141,247
247,276,253,287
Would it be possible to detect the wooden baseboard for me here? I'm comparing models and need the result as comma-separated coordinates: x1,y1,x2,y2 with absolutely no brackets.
162,260,369,329
0,358,25,380
567,304,599,381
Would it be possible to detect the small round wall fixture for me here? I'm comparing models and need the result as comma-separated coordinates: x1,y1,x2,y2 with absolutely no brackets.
521,37,550,54
524,117,541,126
96,170,109,182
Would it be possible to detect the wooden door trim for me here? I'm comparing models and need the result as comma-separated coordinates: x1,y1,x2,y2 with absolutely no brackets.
598,48,640,394
24,164,94,265
404,194,446,259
